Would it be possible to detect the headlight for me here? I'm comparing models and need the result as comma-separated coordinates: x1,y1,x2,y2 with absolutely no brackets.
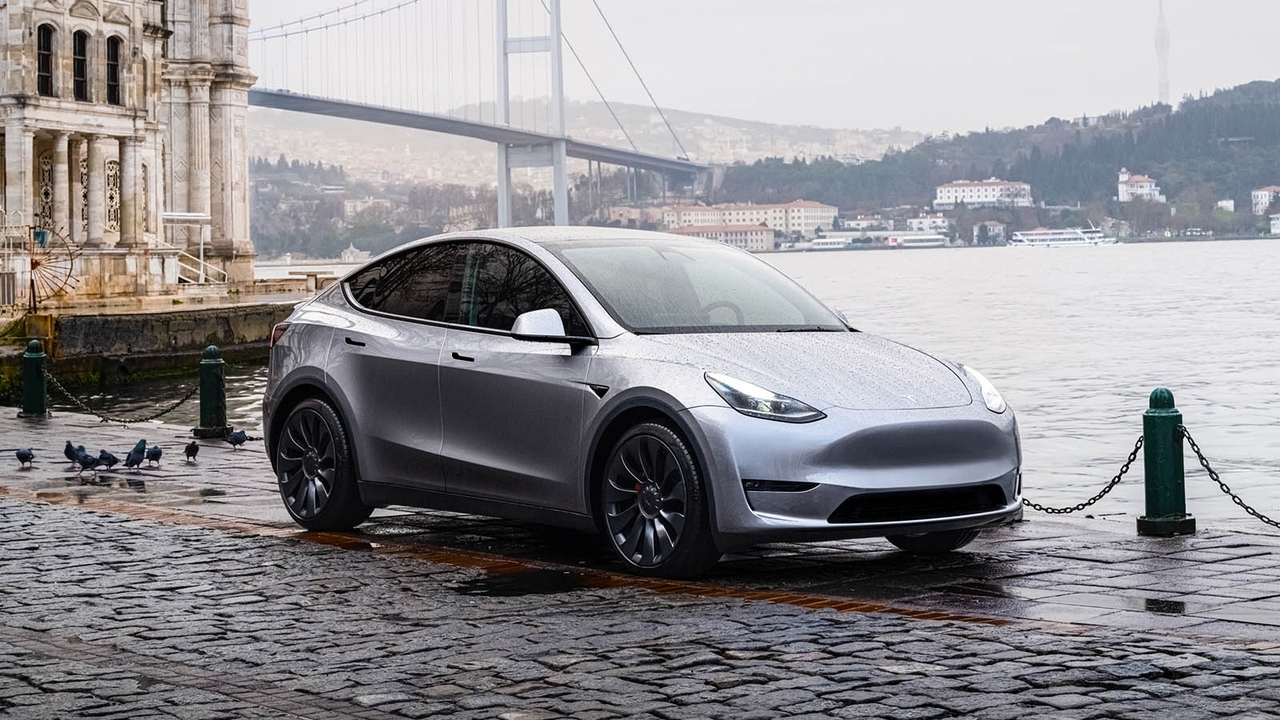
705,373,826,423
962,365,1007,414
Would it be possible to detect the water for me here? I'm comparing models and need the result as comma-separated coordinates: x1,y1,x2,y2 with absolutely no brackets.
48,365,269,433
767,240,1280,530
47,240,1280,530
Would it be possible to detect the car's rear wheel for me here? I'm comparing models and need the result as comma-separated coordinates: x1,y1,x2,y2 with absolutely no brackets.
600,422,720,578
885,528,981,554
275,398,372,531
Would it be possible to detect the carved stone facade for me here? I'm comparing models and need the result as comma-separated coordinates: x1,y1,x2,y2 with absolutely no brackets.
0,0,256,300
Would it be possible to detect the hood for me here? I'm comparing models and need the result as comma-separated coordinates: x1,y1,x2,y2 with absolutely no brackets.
641,332,973,411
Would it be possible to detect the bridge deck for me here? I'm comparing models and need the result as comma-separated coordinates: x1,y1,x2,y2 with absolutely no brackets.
249,89,706,177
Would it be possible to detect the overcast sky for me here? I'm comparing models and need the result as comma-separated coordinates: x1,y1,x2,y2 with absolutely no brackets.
250,0,1280,133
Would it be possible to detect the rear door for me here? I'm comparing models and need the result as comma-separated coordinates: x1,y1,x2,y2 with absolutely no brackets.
439,241,596,512
327,242,464,491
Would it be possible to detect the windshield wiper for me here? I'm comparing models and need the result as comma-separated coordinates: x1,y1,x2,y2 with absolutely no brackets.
776,326,844,333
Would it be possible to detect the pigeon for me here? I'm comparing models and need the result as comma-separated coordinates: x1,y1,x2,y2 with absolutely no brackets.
145,445,163,468
184,441,200,462
64,441,78,468
75,446,102,477
124,440,147,472
16,449,34,469
226,430,248,450
98,450,119,471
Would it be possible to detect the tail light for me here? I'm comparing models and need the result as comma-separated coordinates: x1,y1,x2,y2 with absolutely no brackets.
269,323,291,349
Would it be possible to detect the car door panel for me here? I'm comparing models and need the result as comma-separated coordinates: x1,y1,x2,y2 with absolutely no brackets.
328,314,448,491
438,241,597,513
328,242,464,492
440,331,593,510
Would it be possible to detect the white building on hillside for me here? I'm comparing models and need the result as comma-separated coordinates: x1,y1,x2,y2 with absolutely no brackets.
1117,169,1166,203
663,200,837,238
934,179,1032,209
972,221,1007,244
907,214,952,232
670,224,774,253
1252,187,1280,215
1272,214,1280,235
843,214,893,231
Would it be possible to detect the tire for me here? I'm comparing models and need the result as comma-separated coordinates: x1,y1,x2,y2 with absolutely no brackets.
598,422,720,578
886,528,982,554
274,397,373,531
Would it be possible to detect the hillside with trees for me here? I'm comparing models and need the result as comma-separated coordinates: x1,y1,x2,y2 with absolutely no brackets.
719,80,1280,233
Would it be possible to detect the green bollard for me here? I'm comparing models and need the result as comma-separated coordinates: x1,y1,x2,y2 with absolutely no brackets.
1136,388,1196,536
193,345,232,439
19,340,49,418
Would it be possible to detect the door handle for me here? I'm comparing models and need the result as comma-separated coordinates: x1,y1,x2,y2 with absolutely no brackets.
344,337,366,347
451,351,475,363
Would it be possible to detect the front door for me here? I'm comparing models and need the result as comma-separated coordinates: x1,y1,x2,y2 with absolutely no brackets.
439,242,596,512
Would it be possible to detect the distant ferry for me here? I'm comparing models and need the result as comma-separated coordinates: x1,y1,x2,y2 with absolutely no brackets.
1008,227,1118,247
887,233,949,249
809,237,850,251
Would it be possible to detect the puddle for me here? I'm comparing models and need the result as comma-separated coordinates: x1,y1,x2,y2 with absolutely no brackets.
452,569,593,597
940,582,1011,599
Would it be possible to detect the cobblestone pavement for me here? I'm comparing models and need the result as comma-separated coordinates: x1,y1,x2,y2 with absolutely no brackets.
6,411,1280,646
6,497,1280,720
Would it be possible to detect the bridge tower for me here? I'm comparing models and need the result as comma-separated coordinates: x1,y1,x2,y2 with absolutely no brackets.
495,0,568,227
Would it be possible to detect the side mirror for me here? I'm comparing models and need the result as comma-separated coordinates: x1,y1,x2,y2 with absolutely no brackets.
511,309,597,345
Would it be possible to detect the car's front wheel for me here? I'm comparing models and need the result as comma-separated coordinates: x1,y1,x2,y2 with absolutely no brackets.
886,528,981,554
275,398,372,531
600,422,720,578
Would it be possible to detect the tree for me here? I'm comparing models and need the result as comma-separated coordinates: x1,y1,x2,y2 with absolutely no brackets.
977,223,990,246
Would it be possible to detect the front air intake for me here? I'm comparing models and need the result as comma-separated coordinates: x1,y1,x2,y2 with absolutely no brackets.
827,485,1006,524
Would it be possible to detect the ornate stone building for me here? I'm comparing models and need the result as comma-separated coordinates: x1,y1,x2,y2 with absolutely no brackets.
0,0,254,305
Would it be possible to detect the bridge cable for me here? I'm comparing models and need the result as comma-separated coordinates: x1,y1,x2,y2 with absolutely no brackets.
249,0,380,39
251,0,422,43
590,0,688,158
538,0,635,151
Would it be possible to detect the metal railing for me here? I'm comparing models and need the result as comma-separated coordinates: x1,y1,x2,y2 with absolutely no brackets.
1022,387,1279,535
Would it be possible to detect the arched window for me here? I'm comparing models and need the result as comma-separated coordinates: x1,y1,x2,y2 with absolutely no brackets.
73,31,90,101
106,36,123,106
37,25,56,97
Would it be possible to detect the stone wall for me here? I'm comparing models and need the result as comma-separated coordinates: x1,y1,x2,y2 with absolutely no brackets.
45,302,295,358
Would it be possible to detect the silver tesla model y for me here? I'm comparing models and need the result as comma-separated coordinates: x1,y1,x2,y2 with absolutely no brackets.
264,228,1022,577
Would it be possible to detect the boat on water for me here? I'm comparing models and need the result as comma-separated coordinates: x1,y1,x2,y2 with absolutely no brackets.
887,233,950,249
809,237,850,251
1008,226,1118,247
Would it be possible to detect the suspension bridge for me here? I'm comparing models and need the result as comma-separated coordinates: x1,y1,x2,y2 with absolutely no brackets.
247,0,709,226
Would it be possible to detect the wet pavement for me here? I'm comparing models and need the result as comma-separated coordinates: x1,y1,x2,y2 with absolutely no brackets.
7,411,1280,717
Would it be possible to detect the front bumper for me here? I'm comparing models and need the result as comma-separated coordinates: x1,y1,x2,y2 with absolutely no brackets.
681,404,1022,552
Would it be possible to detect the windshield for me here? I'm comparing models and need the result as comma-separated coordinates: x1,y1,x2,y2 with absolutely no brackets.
546,237,846,334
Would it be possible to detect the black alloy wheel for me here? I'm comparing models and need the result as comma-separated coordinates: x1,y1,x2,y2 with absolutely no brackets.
275,398,372,531
601,422,719,578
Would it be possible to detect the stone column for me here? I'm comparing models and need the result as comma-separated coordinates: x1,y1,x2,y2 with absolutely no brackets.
86,135,107,248
119,137,141,248
210,85,254,255
187,81,211,253
69,137,85,245
53,133,71,238
3,122,35,225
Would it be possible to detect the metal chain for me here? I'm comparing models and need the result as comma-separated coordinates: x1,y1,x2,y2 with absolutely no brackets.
1022,434,1144,514
1179,425,1280,530
42,367,199,425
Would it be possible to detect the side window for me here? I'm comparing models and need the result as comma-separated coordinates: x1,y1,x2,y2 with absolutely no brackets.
458,243,590,336
345,243,462,322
